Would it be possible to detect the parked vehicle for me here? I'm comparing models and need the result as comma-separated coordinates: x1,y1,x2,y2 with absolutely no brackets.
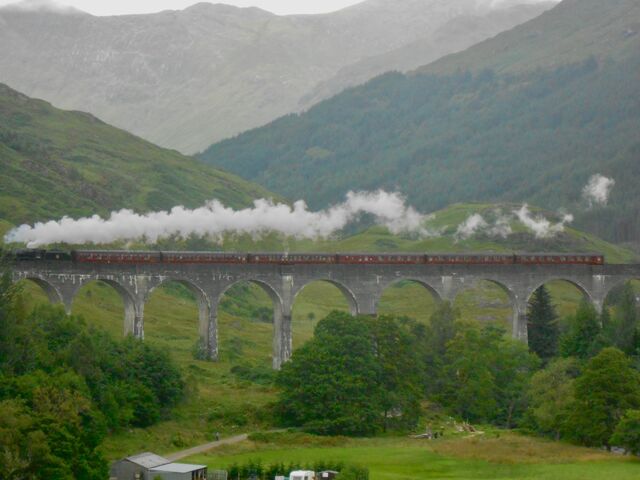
289,471,316,480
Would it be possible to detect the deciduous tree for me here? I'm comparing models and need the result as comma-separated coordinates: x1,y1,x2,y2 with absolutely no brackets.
565,348,640,448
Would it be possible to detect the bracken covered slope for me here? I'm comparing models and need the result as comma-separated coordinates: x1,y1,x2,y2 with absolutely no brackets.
0,83,276,226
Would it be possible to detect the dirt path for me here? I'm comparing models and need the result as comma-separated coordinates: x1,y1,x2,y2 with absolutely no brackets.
166,433,249,461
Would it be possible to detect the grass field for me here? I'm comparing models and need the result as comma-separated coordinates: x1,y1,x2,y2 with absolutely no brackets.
183,432,640,480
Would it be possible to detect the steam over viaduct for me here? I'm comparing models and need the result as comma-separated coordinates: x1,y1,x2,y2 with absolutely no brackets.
11,259,640,369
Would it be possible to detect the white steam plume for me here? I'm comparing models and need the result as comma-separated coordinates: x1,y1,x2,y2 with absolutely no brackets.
455,214,488,240
583,174,615,208
488,212,513,238
5,191,432,248
455,211,513,241
514,204,573,239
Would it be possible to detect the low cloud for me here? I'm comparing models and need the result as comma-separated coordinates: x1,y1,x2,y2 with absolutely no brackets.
583,174,615,208
478,0,560,8
1,0,81,14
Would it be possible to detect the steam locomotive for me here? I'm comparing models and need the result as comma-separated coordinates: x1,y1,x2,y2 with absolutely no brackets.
12,249,605,266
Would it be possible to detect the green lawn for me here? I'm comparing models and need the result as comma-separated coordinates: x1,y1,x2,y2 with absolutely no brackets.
183,434,639,480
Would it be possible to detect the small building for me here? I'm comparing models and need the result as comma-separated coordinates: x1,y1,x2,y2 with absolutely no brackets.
149,463,207,480
318,471,339,480
110,452,171,480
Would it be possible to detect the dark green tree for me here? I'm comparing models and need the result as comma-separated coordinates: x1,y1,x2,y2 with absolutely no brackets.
276,312,384,436
418,302,458,397
527,358,580,439
564,348,640,448
611,284,639,355
439,324,496,422
527,286,559,361
560,301,603,359
439,323,538,426
611,410,640,455
368,315,423,432
276,312,423,436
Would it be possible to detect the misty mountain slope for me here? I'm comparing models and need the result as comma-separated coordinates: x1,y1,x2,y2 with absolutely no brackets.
421,0,640,75
0,0,553,153
0,83,276,226
300,2,554,107
199,0,640,244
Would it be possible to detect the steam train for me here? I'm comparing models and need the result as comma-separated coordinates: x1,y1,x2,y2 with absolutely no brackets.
12,249,605,266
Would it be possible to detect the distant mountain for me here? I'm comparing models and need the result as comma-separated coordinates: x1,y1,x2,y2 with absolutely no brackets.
0,83,276,227
0,0,553,153
199,0,640,244
300,3,554,108
421,0,640,75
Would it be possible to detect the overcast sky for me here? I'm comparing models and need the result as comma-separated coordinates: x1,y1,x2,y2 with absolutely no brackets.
0,0,366,16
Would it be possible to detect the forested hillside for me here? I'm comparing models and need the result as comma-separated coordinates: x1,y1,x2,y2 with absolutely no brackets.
200,0,640,243
0,83,276,226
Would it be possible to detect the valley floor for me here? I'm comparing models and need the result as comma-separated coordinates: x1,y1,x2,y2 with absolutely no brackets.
182,432,639,480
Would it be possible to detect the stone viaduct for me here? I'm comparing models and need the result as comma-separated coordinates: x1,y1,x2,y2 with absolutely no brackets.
11,258,640,369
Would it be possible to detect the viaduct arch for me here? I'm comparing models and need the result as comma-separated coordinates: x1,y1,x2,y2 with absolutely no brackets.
11,258,640,369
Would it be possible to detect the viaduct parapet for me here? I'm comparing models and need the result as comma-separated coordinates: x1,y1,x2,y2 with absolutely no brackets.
11,260,640,369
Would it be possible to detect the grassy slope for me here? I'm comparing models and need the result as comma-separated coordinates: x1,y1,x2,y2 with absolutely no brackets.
184,433,639,480
0,83,277,226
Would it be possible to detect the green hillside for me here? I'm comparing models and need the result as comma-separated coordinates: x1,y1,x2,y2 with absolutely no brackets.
199,0,640,244
0,83,276,226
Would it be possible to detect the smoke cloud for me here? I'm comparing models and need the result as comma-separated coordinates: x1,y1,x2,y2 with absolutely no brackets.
5,191,432,248
514,204,573,239
583,174,616,208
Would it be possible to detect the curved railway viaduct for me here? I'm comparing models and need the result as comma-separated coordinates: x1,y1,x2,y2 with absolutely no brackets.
11,258,640,369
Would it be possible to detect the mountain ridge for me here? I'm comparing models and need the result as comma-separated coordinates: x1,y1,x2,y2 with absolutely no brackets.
0,0,553,153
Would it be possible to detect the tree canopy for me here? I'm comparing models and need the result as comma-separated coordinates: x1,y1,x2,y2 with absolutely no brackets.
0,273,185,478
276,312,423,436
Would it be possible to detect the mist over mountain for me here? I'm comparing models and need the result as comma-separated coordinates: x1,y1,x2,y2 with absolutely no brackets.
0,0,553,153
199,0,640,244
